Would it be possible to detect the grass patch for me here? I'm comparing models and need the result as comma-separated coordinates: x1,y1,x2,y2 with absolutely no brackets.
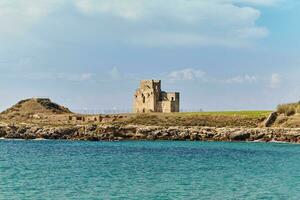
121,111,271,128
174,111,271,118
277,103,300,116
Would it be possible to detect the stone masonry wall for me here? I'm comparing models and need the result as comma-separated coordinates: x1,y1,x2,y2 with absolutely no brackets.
134,80,180,113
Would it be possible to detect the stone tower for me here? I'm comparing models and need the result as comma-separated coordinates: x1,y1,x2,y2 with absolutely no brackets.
133,80,180,113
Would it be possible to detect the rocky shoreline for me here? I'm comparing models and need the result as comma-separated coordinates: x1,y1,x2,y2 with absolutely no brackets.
1,124,300,143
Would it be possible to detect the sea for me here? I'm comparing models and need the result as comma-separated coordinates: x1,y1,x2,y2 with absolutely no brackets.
0,140,300,200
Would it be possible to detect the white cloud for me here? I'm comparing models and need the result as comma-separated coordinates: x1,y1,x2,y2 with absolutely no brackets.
74,0,144,20
269,73,281,88
167,68,261,85
55,72,93,81
23,72,93,81
168,68,206,81
231,0,279,6
0,0,277,47
79,73,93,81
224,75,258,83
109,67,121,80
0,0,64,36
73,0,270,47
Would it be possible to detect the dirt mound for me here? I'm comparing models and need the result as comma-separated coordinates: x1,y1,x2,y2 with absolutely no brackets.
1,98,72,116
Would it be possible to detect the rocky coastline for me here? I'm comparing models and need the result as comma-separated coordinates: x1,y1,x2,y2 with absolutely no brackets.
1,124,300,143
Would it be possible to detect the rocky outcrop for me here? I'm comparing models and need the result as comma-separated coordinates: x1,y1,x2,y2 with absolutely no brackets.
1,124,300,143
264,112,278,127
229,131,250,141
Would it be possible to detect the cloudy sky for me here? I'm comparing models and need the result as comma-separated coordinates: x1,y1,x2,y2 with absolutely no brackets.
0,0,299,112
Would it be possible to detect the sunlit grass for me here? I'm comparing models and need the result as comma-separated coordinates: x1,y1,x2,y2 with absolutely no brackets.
178,111,272,117
141,110,272,118
122,110,272,127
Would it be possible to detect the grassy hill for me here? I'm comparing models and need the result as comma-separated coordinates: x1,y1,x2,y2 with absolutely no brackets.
0,98,72,122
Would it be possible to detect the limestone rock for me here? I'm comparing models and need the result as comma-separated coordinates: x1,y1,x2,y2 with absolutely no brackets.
230,131,251,141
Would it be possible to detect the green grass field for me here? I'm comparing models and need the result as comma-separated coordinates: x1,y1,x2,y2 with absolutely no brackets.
179,111,272,117
118,110,272,128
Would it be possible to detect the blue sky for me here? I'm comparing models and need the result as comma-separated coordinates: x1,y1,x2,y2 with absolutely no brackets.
0,0,299,112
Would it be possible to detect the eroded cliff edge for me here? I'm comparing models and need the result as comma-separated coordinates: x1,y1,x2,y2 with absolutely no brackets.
1,124,300,143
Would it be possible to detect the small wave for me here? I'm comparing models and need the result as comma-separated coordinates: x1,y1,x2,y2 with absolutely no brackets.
269,139,289,144
33,138,47,141
0,138,26,141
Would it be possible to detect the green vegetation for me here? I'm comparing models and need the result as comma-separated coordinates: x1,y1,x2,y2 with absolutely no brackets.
277,102,300,116
118,111,272,128
172,111,271,117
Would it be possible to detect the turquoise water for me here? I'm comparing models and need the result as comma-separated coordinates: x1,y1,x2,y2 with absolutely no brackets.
1,141,300,200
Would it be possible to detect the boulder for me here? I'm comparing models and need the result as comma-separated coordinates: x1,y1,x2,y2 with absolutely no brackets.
230,131,250,141
264,112,278,127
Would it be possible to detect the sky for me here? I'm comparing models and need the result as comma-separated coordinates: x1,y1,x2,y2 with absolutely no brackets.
0,0,299,112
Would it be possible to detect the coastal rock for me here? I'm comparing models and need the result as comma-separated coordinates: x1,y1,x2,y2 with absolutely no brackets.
0,126,7,137
229,131,251,141
1,124,300,143
264,112,278,127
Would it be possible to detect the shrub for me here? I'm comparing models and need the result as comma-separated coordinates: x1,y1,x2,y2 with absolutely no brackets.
277,103,300,116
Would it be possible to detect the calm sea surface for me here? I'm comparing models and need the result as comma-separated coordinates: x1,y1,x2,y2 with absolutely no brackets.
0,140,300,200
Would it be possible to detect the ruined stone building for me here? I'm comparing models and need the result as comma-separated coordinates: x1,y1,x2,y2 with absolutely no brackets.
68,114,126,124
134,80,180,113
